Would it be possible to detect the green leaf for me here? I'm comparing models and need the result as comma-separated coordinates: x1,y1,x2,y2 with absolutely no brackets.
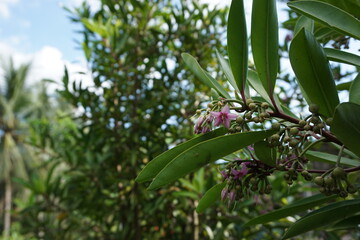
283,199,360,239
196,182,226,213
331,102,360,157
247,69,272,105
181,53,230,98
81,18,108,37
330,214,360,231
336,81,352,91
254,141,276,167
324,48,360,67
147,130,275,190
289,28,339,117
251,0,278,96
215,50,238,92
349,73,360,105
136,128,227,183
288,1,360,40
227,0,248,95
244,194,336,227
294,15,314,35
305,150,360,167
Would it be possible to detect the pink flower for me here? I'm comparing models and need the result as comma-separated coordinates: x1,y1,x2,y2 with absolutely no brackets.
210,104,237,129
194,115,213,134
231,162,250,179
221,188,228,201
194,116,205,134
220,170,228,179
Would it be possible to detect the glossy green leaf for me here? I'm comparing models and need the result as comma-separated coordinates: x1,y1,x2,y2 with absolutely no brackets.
147,130,275,190
136,128,227,183
227,0,248,94
289,28,339,117
331,102,360,157
288,1,360,40
215,50,239,92
196,182,226,213
349,73,360,105
294,15,314,35
324,48,360,67
305,150,360,167
254,141,276,167
181,53,230,98
330,214,360,231
283,199,360,239
251,0,278,96
336,81,352,91
247,70,272,105
244,194,336,227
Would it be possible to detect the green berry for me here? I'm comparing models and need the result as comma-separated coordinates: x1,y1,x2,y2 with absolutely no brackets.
261,102,269,109
301,170,309,177
314,176,324,186
271,134,280,141
245,112,252,119
324,177,335,187
347,185,357,194
289,139,299,147
299,120,306,127
309,104,319,113
310,116,320,124
332,167,345,178
313,126,321,133
289,127,299,136
304,124,311,131
326,118,333,126
253,117,260,123
272,122,281,130
236,116,244,124
339,191,348,198
246,99,254,105
249,102,257,110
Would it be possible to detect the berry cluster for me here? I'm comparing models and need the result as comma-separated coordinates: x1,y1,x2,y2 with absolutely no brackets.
193,99,358,203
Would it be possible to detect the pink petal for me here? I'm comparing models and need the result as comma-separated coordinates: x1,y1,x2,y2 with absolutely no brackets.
227,113,238,120
223,118,231,128
221,104,230,113
210,111,221,117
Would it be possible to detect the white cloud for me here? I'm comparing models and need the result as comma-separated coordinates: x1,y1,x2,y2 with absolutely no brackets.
0,0,19,19
58,0,101,11
0,42,93,93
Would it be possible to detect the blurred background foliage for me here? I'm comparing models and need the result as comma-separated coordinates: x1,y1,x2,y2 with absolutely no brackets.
0,0,358,239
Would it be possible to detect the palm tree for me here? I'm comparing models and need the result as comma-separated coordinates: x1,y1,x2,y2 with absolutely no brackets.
0,57,32,238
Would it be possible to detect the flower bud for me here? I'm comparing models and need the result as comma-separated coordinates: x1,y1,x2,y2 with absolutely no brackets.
304,124,311,131
309,104,319,113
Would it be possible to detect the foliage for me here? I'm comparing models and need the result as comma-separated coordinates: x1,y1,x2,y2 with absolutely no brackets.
138,0,360,239
15,0,239,239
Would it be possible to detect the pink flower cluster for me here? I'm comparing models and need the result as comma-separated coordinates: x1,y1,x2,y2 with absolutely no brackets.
194,104,237,134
